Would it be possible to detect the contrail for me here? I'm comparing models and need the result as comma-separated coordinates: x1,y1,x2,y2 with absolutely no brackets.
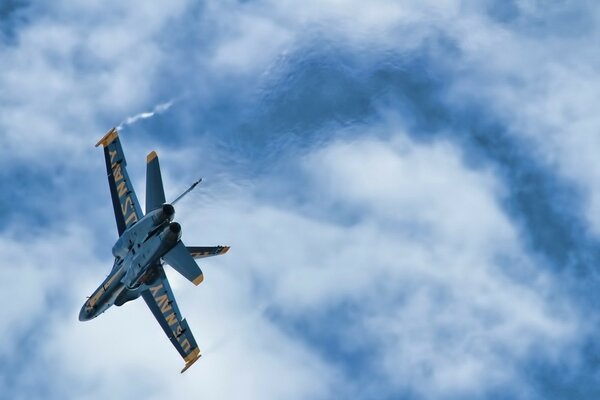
116,99,175,130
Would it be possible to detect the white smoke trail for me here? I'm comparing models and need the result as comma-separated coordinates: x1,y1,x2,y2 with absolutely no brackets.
116,99,175,130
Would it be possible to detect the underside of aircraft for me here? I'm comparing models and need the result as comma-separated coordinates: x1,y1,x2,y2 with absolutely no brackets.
79,127,229,373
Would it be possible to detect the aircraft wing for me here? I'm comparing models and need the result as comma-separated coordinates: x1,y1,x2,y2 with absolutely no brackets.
142,265,202,373
95,128,144,236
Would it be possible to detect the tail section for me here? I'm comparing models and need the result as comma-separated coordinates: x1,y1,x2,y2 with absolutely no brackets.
163,241,204,285
187,246,230,260
146,151,166,214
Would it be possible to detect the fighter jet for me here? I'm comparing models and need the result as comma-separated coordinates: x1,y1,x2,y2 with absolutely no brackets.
79,127,229,373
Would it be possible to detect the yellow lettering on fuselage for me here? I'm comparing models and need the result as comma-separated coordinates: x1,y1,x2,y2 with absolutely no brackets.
104,266,123,288
89,286,105,307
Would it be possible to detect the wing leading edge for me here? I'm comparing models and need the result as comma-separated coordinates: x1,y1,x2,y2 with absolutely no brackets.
187,246,230,259
142,266,202,373
96,128,144,236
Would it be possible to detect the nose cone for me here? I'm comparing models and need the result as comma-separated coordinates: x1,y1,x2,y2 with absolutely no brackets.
78,302,94,321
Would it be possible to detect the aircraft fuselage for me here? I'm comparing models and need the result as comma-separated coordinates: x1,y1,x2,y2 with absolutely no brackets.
79,205,180,321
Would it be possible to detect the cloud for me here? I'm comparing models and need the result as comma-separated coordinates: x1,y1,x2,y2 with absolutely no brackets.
430,1,600,237
1,0,598,399
0,0,189,163
1,128,579,400
178,129,580,398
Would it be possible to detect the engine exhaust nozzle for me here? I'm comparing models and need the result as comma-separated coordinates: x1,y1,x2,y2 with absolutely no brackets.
162,203,175,216
169,222,181,234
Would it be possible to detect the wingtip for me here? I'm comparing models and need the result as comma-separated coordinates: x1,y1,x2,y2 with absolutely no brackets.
192,274,204,286
181,349,202,373
95,127,118,147
146,151,158,163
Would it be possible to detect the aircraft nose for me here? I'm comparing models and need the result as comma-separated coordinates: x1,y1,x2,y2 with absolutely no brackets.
78,303,93,321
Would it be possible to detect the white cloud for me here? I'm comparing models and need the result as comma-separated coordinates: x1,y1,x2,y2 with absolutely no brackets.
1,1,595,398
0,0,189,163
434,2,600,236
42,272,336,400
0,218,336,399
0,225,96,356
208,12,293,74
0,127,578,399
0,0,465,163
178,130,579,397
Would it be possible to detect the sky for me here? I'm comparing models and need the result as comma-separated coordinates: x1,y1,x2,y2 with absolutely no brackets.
1,0,600,399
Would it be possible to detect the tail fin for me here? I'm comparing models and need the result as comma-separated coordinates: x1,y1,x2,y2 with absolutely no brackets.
187,246,230,259
163,241,204,285
146,151,166,214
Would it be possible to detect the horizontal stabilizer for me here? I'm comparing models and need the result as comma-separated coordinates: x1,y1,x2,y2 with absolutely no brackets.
187,246,230,260
163,241,204,285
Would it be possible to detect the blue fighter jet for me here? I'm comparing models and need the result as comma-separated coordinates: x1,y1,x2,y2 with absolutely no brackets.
79,127,229,373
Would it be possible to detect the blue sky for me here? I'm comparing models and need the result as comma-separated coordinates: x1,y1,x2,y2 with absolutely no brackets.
1,1,600,399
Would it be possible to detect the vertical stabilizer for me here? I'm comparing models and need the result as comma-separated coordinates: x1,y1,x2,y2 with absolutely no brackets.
146,151,166,214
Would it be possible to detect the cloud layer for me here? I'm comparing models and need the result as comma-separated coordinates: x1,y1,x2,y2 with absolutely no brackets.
1,1,599,399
